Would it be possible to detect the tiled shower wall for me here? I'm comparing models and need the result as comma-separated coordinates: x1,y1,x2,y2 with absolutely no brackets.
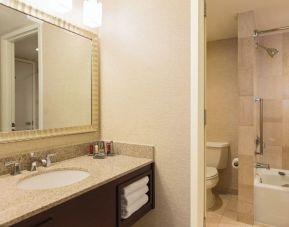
237,10,289,225
255,32,289,170
237,11,256,224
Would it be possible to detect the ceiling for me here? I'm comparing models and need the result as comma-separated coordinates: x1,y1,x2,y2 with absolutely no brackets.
207,0,289,41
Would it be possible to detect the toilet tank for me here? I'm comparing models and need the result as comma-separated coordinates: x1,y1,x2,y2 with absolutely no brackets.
206,142,229,169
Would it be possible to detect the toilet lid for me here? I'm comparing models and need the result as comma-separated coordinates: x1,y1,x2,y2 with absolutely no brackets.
206,167,218,179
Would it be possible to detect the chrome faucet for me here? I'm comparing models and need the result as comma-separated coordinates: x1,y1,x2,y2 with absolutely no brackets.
45,153,56,167
30,160,47,171
29,152,56,171
255,162,270,170
5,160,21,175
30,153,47,171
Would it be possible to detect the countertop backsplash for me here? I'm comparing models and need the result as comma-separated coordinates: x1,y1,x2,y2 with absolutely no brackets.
0,142,155,176
0,143,91,176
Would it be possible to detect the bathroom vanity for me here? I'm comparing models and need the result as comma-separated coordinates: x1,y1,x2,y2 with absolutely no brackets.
0,155,154,227
0,2,155,226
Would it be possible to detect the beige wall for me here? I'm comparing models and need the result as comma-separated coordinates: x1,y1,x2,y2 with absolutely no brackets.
99,0,191,226
42,23,91,129
207,38,239,193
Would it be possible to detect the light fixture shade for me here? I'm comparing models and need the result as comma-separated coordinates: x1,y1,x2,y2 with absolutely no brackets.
83,0,102,28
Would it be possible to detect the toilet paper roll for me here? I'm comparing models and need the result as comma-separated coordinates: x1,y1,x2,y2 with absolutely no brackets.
232,158,239,169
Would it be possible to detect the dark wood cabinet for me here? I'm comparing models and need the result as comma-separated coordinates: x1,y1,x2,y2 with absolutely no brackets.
13,163,154,227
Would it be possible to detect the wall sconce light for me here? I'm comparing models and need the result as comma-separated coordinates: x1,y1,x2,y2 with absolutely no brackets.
83,0,102,28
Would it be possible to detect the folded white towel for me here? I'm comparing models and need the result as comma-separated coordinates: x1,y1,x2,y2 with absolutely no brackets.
121,194,149,219
122,176,149,196
121,186,149,207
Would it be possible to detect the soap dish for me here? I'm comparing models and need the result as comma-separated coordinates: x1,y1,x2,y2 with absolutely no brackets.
93,153,106,159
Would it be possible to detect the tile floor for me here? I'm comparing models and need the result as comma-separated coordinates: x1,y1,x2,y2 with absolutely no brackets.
205,194,273,227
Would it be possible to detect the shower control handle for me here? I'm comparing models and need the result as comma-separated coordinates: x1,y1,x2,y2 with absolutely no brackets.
255,97,264,155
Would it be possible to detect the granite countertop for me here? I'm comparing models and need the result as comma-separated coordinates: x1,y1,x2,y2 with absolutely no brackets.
0,155,153,226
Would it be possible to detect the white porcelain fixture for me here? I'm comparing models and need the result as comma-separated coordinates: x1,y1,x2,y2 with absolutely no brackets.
17,169,89,190
255,168,289,227
206,142,229,209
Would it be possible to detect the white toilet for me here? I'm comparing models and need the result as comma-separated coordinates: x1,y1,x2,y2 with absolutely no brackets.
206,142,229,209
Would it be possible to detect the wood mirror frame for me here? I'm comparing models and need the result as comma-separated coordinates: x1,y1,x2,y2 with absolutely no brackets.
0,0,100,144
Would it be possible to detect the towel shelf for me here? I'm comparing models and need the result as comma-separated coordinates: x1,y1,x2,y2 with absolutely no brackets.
117,165,155,227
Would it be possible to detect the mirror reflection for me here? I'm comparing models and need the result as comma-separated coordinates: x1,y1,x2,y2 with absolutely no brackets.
0,4,92,132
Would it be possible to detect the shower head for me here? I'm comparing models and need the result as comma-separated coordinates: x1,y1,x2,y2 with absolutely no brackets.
256,43,279,58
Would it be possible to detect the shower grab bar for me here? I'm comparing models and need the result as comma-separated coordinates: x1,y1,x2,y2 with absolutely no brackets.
255,97,264,155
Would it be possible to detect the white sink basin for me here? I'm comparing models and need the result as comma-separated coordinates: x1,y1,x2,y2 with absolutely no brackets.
17,169,90,190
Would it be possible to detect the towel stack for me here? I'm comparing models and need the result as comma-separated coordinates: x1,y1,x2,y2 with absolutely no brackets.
121,176,149,219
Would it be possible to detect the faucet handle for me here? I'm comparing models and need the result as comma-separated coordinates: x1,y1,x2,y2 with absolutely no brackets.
46,153,56,167
5,160,21,175
30,161,37,171
255,162,270,170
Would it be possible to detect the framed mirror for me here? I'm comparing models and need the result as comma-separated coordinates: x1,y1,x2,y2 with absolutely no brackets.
0,1,99,143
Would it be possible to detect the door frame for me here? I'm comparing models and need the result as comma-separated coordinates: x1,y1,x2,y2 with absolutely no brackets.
15,58,37,130
191,0,205,226
0,24,39,131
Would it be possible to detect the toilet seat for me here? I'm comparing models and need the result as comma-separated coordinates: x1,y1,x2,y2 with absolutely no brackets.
206,167,218,180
